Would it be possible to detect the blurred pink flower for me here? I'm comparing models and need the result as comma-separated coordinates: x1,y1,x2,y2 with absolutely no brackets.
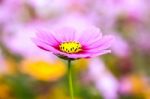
33,27,113,59
119,76,132,95
134,31,150,53
0,0,22,23
88,58,119,99
2,22,56,60
111,34,130,57
54,12,97,32
95,0,148,29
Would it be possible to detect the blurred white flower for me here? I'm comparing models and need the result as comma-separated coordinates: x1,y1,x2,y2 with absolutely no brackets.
26,0,68,18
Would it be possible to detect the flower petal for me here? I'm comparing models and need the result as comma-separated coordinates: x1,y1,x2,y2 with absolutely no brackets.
36,30,59,46
68,50,111,59
78,27,102,45
90,50,111,57
65,53,91,59
54,27,77,42
32,38,59,51
87,35,114,49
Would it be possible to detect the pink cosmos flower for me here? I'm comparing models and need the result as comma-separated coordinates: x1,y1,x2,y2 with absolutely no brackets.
33,27,113,59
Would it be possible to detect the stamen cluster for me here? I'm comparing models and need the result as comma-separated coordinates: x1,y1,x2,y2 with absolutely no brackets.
59,41,82,54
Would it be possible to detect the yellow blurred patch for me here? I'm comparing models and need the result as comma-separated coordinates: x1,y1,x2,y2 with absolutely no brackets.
143,82,150,99
21,59,67,81
128,75,145,95
0,83,12,99
144,87,150,99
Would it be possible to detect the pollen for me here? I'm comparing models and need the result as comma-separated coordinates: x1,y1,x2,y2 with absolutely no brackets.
59,41,82,54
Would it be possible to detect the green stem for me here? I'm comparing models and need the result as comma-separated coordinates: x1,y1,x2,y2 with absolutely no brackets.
68,60,74,99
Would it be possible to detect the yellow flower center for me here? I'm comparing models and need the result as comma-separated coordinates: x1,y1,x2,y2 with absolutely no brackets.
59,41,82,54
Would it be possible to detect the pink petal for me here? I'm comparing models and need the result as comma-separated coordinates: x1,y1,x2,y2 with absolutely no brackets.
36,31,59,46
90,50,111,57
86,41,113,54
32,38,60,52
54,27,77,42
87,35,114,49
65,53,91,59
78,27,102,45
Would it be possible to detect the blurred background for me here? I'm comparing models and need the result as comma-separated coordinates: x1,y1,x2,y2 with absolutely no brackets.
0,0,150,99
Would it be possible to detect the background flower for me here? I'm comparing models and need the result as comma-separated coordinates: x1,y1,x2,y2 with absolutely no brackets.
21,58,66,81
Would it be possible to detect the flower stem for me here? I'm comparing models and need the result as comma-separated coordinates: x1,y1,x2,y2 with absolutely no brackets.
68,60,74,99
